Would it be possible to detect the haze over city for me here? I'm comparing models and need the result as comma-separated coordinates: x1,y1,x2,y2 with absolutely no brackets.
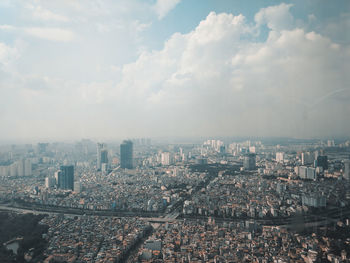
0,0,349,141
2,2,350,262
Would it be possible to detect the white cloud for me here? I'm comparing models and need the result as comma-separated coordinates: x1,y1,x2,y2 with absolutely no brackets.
154,0,181,20
255,3,294,31
133,20,152,32
0,24,75,42
0,42,19,69
0,24,16,31
26,4,69,22
24,27,75,42
115,9,350,138
323,12,350,44
0,2,349,139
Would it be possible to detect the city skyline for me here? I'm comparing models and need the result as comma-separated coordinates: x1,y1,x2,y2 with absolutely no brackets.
0,1,349,140
1,135,350,261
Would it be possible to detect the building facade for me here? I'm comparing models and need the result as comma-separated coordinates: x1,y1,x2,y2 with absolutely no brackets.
120,140,133,169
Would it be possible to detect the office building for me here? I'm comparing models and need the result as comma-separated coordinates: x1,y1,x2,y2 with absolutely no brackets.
57,165,74,190
327,140,335,147
45,176,56,188
276,152,284,163
120,140,133,169
101,149,108,166
24,159,32,176
74,181,82,193
302,195,326,208
344,160,350,180
97,143,108,171
161,152,171,166
316,155,328,170
299,166,316,180
243,154,256,170
301,152,314,165
0,159,32,177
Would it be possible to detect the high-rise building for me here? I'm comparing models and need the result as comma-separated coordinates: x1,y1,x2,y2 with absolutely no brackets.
17,159,25,176
327,140,335,147
316,155,328,170
301,152,314,165
10,163,17,177
3,159,32,177
101,149,108,165
344,160,350,180
120,140,133,169
276,152,284,163
97,143,106,171
24,159,32,176
74,181,82,193
45,176,56,188
243,154,256,170
298,166,316,180
58,165,74,190
161,152,171,166
302,194,326,207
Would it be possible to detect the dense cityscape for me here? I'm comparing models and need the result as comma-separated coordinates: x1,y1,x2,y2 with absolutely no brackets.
1,138,350,262
1,0,349,262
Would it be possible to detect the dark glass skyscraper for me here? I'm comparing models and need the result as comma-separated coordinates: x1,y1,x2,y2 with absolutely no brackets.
316,155,328,170
97,143,105,170
120,140,133,169
59,165,74,190
97,143,108,171
243,154,256,170
101,149,108,165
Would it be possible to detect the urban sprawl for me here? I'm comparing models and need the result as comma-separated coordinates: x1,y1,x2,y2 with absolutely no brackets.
1,138,350,262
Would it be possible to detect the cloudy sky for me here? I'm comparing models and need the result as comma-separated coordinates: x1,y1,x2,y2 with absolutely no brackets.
0,0,349,141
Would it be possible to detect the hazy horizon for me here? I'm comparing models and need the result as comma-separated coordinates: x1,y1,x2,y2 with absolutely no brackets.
1,0,349,140
0,135,348,147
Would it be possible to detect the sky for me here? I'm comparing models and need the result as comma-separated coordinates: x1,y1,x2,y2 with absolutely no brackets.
0,0,349,141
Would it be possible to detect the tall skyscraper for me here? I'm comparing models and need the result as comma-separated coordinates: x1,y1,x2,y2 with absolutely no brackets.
97,143,108,171
301,152,314,165
316,155,328,170
344,160,350,180
161,152,171,166
101,149,108,165
120,140,133,169
24,159,32,176
96,143,105,170
243,154,256,170
58,165,74,190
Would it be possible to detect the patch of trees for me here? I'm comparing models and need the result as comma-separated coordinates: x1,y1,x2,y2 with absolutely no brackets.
0,212,48,263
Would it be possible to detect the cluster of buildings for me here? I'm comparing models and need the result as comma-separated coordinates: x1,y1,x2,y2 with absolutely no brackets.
1,138,350,262
132,219,350,262
40,215,150,263
0,159,32,177
45,165,75,191
182,173,335,219
27,166,203,213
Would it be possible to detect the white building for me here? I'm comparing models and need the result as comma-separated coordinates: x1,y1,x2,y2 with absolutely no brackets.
276,152,284,163
161,152,172,166
45,176,56,188
74,181,82,193
0,166,10,176
302,195,326,207
299,166,317,180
